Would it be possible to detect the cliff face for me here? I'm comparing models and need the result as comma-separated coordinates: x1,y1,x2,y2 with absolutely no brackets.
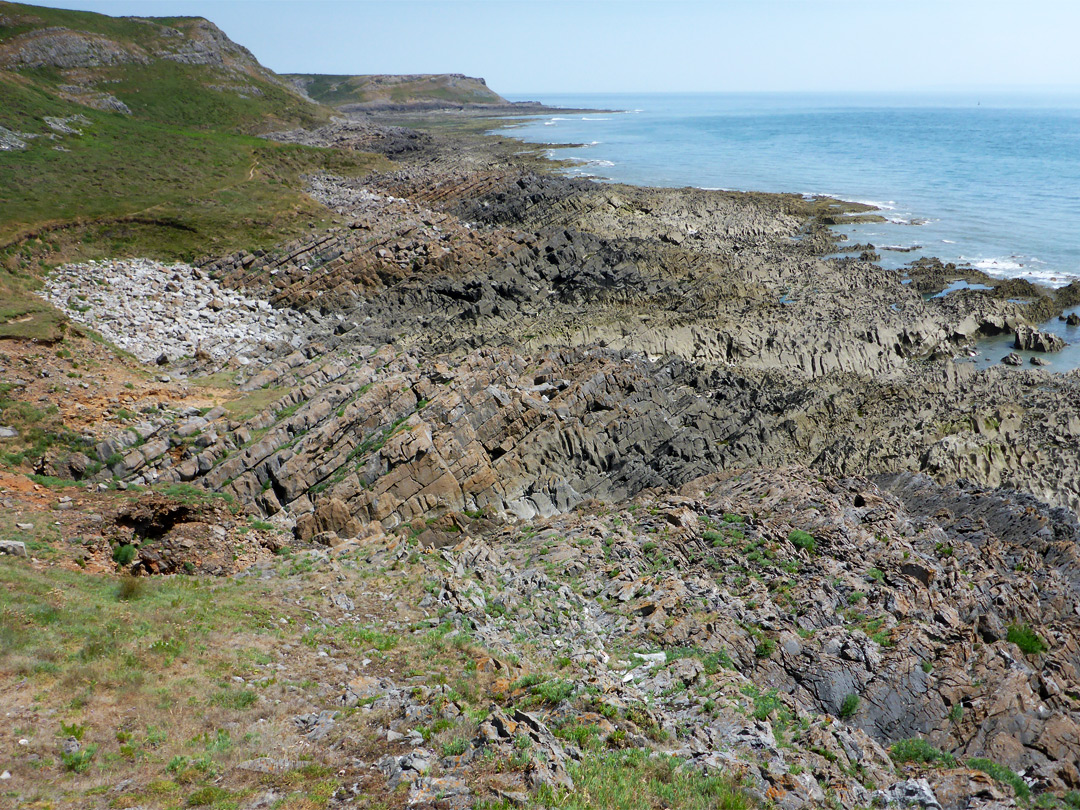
285,71,510,109
0,0,327,129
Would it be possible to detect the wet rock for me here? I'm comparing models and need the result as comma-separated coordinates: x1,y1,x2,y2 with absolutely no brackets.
1013,324,1065,352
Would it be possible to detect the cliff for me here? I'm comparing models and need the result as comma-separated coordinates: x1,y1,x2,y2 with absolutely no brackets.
285,71,510,110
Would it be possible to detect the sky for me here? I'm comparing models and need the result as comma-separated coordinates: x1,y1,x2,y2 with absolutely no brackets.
20,0,1080,96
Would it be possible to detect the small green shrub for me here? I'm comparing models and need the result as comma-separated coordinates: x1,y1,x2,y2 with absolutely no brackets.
921,661,933,673
703,530,725,546
752,690,784,721
534,678,575,705
754,639,776,658
866,567,885,583
60,722,87,740
62,744,98,773
1006,624,1047,655
788,530,816,554
442,738,468,757
889,738,956,767
966,757,1029,800
112,543,137,566
839,693,860,719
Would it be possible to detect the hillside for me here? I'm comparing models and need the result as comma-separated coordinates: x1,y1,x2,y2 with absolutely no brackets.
286,72,509,109
0,1,330,131
0,1,387,341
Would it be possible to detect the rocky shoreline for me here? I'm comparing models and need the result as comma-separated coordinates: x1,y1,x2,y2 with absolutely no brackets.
13,108,1080,808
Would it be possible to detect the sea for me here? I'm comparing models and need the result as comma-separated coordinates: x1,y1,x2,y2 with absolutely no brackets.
496,91,1080,368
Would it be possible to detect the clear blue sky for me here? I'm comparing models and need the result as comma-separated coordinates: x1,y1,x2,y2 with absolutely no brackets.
22,0,1080,95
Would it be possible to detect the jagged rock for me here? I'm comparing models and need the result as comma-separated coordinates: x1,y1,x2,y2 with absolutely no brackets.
874,779,942,810
477,707,575,791
1002,352,1022,366
375,748,433,789
292,711,335,740
1014,324,1065,352
929,771,1009,810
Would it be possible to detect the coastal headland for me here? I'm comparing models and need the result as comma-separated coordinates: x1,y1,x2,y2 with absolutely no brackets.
1,3,1080,808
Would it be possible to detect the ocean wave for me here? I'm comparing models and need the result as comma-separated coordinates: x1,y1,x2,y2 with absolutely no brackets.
851,199,897,210
581,116,611,121
563,156,616,168
968,256,1024,272
942,239,957,244
966,256,1079,288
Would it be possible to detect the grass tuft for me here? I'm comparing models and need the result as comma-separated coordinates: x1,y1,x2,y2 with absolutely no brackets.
1006,623,1047,655
787,530,816,554
889,737,956,767
966,758,1030,800
534,749,755,810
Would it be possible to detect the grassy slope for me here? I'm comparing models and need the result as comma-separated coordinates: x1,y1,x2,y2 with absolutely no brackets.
286,72,507,107
0,2,390,339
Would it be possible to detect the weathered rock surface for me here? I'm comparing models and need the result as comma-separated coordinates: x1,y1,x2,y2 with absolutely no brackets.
1014,323,1066,352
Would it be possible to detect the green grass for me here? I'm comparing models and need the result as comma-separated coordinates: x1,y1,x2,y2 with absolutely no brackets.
966,758,1030,800
0,11,389,286
839,693,860,719
0,561,278,684
1007,623,1048,655
0,78,383,257
889,738,956,767
217,386,290,421
158,482,236,509
787,529,816,554
532,749,755,810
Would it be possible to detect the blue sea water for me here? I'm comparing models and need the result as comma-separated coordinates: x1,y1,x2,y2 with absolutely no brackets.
498,92,1080,288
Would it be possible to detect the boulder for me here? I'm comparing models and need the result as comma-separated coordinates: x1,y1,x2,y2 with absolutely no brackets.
0,540,27,557
1013,324,1065,352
